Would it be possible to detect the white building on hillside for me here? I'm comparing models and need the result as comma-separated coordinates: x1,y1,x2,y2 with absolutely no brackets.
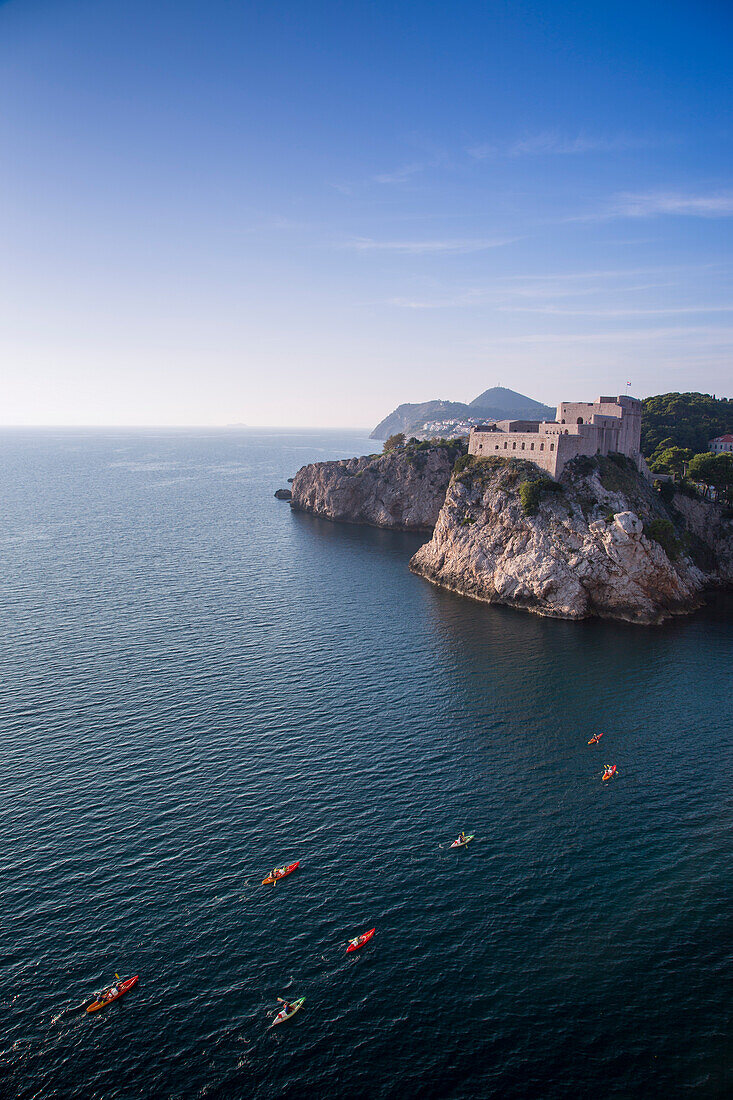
709,434,733,454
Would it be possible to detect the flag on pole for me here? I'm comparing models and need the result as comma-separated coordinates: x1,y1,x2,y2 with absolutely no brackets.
627,381,632,387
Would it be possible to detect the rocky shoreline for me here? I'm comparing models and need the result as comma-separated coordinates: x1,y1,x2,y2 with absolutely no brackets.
288,447,732,625
289,441,463,531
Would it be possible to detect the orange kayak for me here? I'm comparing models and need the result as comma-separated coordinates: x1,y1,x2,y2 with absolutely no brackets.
347,928,375,953
262,861,300,885
86,975,139,1013
602,765,617,782
588,733,604,745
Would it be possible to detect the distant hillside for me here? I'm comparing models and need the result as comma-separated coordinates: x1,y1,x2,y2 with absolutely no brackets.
641,392,733,461
469,387,555,421
370,387,555,439
370,400,473,440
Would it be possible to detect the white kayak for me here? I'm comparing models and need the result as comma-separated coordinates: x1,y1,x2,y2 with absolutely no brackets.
450,834,475,848
270,997,305,1026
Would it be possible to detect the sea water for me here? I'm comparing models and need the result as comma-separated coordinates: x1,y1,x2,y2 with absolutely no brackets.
0,428,730,1099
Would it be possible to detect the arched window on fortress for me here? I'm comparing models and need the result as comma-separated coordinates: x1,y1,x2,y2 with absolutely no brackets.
561,419,565,424
577,417,583,424
540,443,544,450
512,441,517,449
478,444,483,450
521,442,525,449
550,443,555,451
530,442,534,450
504,442,507,449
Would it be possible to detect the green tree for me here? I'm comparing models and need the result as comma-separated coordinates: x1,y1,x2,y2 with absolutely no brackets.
688,451,733,501
650,446,693,479
383,432,406,452
641,392,733,460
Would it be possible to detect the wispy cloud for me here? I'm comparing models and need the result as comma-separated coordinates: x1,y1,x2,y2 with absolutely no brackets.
467,131,655,160
489,326,733,345
387,264,726,309
347,236,518,255
372,162,430,184
611,191,733,217
499,304,733,317
563,191,733,223
389,290,488,308
371,142,448,185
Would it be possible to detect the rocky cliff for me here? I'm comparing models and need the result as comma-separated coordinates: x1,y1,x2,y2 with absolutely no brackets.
290,442,464,531
409,454,733,624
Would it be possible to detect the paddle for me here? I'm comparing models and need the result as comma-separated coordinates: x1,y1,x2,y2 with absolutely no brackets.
269,997,291,1025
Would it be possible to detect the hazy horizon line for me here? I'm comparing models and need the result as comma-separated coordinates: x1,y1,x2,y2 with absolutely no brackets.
0,423,377,432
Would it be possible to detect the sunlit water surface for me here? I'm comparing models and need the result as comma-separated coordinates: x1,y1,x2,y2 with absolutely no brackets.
0,428,730,1099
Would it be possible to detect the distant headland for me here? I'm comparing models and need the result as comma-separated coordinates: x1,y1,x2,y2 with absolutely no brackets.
370,386,555,440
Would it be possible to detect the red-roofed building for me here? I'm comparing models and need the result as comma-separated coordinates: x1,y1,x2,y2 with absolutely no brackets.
709,434,733,454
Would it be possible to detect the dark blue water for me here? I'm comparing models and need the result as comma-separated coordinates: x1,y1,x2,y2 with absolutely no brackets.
0,429,730,1100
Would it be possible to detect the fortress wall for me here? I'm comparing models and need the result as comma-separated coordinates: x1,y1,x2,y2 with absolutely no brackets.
470,430,560,475
554,428,607,476
468,431,559,475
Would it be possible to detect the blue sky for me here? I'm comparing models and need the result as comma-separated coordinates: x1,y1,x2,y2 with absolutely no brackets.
1,0,731,426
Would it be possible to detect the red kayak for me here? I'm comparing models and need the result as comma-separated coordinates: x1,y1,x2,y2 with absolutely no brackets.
86,975,139,1013
602,765,618,782
588,733,604,745
262,861,300,886
347,928,375,953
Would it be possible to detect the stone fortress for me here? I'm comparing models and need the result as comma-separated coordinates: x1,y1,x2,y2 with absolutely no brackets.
468,395,644,480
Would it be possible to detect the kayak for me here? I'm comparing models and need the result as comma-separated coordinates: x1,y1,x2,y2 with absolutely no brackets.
262,861,300,886
588,733,604,744
602,765,618,782
450,835,475,848
270,997,305,1026
86,975,139,1013
347,928,375,953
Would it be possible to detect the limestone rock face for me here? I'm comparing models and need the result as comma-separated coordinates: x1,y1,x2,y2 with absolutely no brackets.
290,444,462,531
409,456,730,624
670,491,733,583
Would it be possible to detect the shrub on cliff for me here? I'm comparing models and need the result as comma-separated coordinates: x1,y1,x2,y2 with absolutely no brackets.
519,477,563,516
383,433,406,452
453,454,517,488
655,479,676,505
568,454,598,476
453,454,474,475
598,453,639,495
643,518,680,560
